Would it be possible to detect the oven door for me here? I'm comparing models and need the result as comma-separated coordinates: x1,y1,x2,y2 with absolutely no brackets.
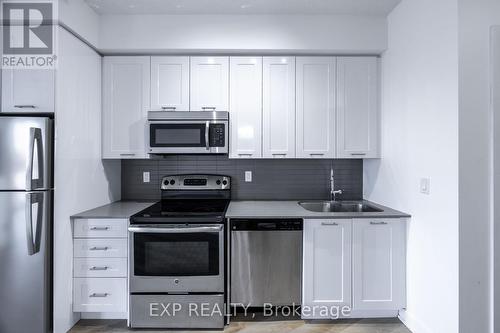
129,224,224,293
148,121,228,154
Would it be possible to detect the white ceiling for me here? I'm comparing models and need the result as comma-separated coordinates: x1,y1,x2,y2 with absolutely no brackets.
85,0,401,15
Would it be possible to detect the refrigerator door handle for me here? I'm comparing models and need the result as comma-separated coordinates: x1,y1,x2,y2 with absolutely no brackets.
26,127,44,190
25,192,44,255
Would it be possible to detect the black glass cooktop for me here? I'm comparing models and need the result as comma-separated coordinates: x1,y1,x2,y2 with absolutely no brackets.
130,199,230,223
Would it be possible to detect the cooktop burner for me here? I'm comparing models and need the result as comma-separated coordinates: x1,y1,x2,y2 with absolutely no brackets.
137,199,229,217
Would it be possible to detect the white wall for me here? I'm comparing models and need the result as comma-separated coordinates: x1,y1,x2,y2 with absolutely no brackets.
53,27,121,333
458,1,500,332
363,0,459,332
58,0,100,47
98,14,387,54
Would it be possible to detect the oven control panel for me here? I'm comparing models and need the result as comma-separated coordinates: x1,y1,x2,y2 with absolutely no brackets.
161,174,231,190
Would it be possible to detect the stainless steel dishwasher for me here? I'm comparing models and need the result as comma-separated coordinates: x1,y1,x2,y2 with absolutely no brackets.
230,218,303,307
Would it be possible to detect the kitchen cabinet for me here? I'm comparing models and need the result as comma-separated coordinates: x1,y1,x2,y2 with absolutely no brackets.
262,57,296,158
229,57,262,158
352,219,406,311
190,56,229,111
150,56,190,111
296,57,336,158
2,68,55,113
302,219,352,318
337,57,380,158
72,217,128,317
102,56,150,159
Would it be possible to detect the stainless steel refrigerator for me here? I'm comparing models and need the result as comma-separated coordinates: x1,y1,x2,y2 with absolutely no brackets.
0,116,53,333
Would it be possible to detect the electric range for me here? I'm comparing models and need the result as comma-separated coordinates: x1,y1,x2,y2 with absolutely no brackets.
128,174,230,329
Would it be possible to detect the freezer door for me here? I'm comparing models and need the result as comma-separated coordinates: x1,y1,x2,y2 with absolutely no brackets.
0,191,52,333
0,117,52,190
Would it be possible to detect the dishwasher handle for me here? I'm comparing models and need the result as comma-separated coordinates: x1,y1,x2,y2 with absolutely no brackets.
231,218,303,231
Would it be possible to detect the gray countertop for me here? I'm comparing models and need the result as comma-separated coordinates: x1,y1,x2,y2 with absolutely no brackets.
71,201,155,219
225,200,411,219
71,200,410,220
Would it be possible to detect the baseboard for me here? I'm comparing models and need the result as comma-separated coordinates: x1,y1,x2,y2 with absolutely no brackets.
80,312,127,320
398,309,431,333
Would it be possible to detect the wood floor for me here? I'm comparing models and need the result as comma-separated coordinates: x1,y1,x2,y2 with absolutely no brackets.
70,318,412,333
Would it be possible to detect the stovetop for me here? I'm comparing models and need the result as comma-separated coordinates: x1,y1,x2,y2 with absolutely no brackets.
130,199,230,224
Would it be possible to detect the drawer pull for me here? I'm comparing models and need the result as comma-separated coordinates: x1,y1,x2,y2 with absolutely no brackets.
321,222,338,226
89,266,109,271
89,246,109,251
14,105,36,108
351,153,367,156
370,221,388,225
201,106,216,110
161,106,176,110
89,293,108,298
119,153,136,156
90,226,109,231
310,154,324,157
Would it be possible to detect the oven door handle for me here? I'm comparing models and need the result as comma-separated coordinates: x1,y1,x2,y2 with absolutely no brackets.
128,226,223,233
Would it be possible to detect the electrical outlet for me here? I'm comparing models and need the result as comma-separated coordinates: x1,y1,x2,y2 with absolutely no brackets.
143,171,150,183
420,178,430,194
245,171,252,182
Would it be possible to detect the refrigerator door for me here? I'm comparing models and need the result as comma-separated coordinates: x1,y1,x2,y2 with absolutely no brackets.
0,117,52,190
0,190,52,333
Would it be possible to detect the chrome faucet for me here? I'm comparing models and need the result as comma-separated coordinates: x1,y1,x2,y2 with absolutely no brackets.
330,168,343,201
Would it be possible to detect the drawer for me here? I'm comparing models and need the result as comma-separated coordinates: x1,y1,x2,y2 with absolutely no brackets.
74,258,127,278
74,218,128,238
74,239,127,258
73,278,127,312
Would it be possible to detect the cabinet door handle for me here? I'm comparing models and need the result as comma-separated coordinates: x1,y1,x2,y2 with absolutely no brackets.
321,222,338,226
89,293,108,298
89,246,109,251
201,106,216,110
370,221,387,225
89,266,109,271
14,105,36,108
161,106,176,110
119,153,136,156
90,226,109,231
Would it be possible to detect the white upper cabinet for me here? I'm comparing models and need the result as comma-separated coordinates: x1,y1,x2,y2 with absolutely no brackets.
190,56,229,111
102,56,150,159
262,57,296,158
2,69,55,113
337,57,380,158
296,57,336,158
229,57,262,158
302,219,352,318
150,56,190,111
352,219,406,311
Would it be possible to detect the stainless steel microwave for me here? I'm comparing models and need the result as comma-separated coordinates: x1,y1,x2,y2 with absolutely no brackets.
147,111,228,154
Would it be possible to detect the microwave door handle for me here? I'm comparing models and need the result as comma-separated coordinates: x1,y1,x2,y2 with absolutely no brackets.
128,226,222,233
205,121,210,150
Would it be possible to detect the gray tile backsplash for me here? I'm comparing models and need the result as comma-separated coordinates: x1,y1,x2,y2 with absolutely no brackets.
121,156,363,201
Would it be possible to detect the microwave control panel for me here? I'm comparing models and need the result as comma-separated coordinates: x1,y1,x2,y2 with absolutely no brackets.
209,124,225,147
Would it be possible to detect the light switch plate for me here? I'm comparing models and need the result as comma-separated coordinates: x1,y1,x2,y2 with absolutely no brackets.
245,171,252,182
143,171,150,183
420,178,430,194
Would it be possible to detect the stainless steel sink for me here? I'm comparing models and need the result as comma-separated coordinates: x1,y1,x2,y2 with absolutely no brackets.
298,201,383,213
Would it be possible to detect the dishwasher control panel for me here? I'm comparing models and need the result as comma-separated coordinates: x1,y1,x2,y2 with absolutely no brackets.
231,219,303,231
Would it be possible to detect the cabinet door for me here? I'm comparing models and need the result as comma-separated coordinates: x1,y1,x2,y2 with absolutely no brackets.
263,57,296,158
102,56,150,159
150,56,189,111
296,57,336,158
190,56,229,111
229,57,262,158
337,57,379,158
302,219,351,319
352,219,406,311
2,68,55,113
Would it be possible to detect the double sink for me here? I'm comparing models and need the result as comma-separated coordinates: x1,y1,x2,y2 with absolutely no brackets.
299,200,383,213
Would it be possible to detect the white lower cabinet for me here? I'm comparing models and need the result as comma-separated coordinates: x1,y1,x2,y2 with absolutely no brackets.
72,218,128,317
352,219,406,312
302,219,351,319
302,218,406,319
